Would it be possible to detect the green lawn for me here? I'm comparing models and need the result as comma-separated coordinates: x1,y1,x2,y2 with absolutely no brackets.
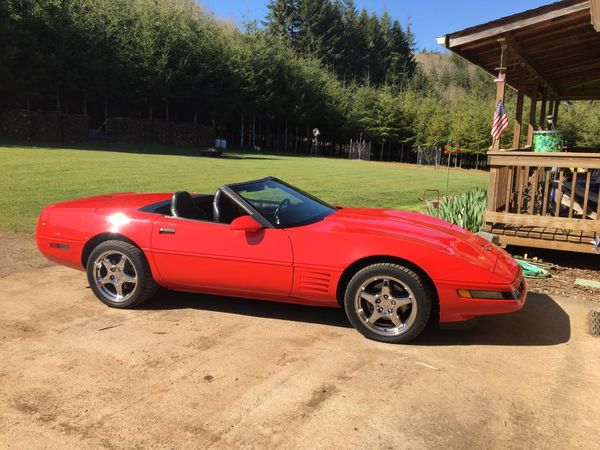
0,142,489,234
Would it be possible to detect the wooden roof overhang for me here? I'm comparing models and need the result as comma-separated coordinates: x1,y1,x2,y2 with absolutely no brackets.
437,0,600,100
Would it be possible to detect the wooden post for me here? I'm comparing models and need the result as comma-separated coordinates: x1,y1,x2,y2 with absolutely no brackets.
512,64,526,150
492,40,507,152
547,99,555,128
56,86,61,112
553,100,561,126
539,86,548,129
240,111,244,149
104,95,109,123
252,113,256,149
306,124,309,153
526,78,539,147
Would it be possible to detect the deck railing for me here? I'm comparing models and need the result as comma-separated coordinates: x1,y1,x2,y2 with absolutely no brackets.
485,150,600,252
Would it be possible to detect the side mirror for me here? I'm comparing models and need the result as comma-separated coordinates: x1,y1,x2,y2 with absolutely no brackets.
230,215,263,233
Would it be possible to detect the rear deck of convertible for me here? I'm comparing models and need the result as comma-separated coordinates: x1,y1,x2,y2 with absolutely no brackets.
438,0,600,253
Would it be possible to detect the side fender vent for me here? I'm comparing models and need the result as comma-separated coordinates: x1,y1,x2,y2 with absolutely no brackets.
299,271,331,294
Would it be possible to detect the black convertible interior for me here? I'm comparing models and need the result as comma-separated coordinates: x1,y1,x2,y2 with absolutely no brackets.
141,178,335,228
145,190,317,226
170,191,208,220
145,190,246,224
144,190,281,225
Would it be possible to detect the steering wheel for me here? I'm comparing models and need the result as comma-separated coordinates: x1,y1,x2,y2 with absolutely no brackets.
273,198,290,225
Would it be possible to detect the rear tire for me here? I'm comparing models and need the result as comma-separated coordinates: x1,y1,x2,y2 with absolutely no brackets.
344,263,432,344
86,240,157,308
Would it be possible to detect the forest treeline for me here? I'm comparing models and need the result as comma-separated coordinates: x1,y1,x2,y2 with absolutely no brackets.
0,0,598,155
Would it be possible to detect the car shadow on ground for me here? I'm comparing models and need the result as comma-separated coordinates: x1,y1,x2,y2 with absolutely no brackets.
141,289,353,329
415,292,570,346
139,291,570,346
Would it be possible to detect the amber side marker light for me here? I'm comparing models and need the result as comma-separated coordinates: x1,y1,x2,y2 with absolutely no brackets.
457,289,519,300
50,242,70,250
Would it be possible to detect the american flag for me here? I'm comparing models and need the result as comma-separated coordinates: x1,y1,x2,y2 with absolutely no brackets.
491,100,509,140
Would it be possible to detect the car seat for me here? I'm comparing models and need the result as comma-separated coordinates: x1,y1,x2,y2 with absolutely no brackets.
213,190,244,224
171,191,208,220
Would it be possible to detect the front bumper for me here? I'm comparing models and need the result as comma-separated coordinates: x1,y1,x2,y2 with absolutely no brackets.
437,275,527,323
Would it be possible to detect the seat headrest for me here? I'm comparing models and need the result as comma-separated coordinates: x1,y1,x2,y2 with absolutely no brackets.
171,191,195,218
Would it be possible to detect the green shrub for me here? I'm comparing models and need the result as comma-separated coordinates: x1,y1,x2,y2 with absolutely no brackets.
425,189,487,233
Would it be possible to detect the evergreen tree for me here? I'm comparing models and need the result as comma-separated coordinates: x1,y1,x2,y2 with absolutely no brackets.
266,0,301,45
387,20,416,86
365,12,387,84
3,0,597,154
338,0,368,81
296,0,343,65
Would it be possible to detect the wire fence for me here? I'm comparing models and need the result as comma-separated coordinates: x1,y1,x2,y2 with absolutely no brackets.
348,140,372,160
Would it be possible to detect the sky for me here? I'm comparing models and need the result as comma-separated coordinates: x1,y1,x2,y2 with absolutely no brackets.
198,0,553,51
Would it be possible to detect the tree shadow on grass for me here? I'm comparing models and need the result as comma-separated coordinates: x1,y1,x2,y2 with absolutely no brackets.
138,290,569,346
0,139,281,160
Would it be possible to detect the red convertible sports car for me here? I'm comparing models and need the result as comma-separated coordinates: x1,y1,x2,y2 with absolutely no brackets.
37,177,526,343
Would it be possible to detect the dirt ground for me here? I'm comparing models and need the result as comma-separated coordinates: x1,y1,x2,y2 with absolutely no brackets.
1,233,599,449
506,246,600,301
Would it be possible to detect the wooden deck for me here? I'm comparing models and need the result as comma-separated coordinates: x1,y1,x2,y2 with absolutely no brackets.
485,150,600,253
439,1,600,253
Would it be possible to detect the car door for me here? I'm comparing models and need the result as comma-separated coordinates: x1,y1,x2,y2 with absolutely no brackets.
150,216,293,299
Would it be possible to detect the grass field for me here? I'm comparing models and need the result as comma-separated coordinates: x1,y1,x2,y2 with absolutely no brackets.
0,142,489,234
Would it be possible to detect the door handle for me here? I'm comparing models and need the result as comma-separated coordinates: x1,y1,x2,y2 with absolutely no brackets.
159,227,176,234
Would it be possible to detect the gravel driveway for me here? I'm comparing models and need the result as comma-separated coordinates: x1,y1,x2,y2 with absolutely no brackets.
1,235,599,449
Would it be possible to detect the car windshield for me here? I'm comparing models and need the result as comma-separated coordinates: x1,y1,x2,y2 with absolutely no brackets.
229,178,335,228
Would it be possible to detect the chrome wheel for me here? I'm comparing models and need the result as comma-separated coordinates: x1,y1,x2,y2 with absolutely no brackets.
92,250,138,303
354,276,417,337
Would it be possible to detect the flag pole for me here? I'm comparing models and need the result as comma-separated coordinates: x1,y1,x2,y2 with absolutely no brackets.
492,39,508,152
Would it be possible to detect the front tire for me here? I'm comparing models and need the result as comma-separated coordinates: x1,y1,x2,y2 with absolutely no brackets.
86,240,158,308
344,263,432,343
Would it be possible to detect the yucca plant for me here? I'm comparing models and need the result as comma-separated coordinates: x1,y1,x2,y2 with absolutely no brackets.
425,189,488,233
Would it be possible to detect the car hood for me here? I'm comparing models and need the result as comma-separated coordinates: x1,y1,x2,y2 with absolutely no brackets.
322,208,502,272
324,207,477,245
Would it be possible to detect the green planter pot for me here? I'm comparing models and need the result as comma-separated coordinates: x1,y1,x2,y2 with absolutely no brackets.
533,130,563,152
